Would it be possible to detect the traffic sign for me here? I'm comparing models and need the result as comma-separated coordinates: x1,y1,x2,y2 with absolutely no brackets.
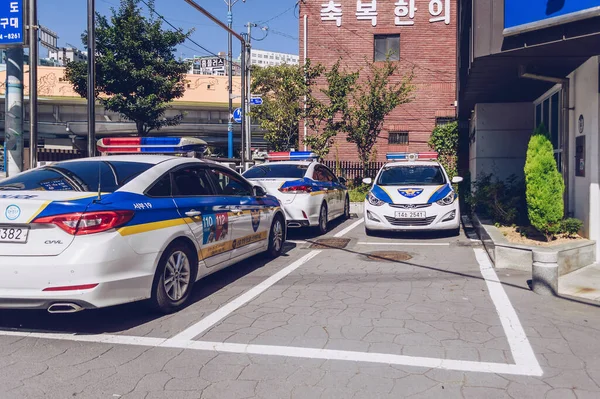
250,97,263,106
0,0,25,47
233,108,243,124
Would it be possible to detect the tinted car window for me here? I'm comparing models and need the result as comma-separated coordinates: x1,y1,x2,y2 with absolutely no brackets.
0,161,153,192
208,168,253,196
172,167,214,196
147,174,172,197
243,164,309,179
313,165,333,182
378,165,446,186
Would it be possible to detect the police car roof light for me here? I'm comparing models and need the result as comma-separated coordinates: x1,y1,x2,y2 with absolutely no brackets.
267,151,318,161
386,152,438,161
97,137,208,155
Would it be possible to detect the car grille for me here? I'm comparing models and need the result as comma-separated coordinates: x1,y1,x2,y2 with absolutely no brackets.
389,203,432,209
384,215,437,226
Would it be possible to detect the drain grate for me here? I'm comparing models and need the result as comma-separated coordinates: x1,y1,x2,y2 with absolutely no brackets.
366,251,412,262
310,238,351,249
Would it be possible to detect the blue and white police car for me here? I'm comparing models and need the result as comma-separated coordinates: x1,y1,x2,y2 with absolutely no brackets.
363,152,463,235
0,137,286,313
243,152,349,234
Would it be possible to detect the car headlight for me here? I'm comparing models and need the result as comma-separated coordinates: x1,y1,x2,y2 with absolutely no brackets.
367,191,385,206
436,191,456,206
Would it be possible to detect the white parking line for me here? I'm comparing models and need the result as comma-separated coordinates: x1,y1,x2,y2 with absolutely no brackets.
357,242,450,246
333,219,363,237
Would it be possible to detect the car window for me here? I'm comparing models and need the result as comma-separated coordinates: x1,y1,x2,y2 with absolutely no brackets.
0,160,153,192
321,167,337,183
147,174,172,197
313,165,333,182
377,165,446,186
243,164,309,179
172,167,214,196
208,168,253,196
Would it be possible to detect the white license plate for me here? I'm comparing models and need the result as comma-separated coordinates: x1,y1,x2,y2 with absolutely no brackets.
395,211,426,219
0,227,29,243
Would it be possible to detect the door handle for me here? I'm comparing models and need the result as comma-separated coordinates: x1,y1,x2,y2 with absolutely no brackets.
185,210,201,218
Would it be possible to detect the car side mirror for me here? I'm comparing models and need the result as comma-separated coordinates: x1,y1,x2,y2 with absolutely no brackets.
254,186,267,197
451,176,464,184
362,178,373,185
338,177,347,185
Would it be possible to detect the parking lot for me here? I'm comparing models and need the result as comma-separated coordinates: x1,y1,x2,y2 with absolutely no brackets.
2,216,600,399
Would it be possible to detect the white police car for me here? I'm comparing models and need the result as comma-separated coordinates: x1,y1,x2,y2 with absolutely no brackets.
243,152,349,234
0,137,286,313
363,152,463,235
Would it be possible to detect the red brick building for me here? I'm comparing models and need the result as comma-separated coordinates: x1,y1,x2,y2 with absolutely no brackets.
298,0,457,162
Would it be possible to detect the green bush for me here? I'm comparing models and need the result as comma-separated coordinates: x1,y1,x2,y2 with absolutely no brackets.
428,121,458,180
470,173,527,226
560,218,583,238
524,124,565,241
349,184,370,203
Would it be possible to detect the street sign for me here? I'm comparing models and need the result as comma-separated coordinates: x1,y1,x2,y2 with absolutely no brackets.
0,0,25,48
250,97,263,106
233,107,243,124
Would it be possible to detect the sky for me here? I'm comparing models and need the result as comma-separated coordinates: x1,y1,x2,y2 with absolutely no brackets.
38,0,300,58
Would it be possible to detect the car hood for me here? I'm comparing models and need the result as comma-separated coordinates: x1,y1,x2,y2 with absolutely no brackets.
370,184,453,204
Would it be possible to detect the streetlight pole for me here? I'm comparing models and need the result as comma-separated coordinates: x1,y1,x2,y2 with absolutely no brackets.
28,0,38,169
224,0,242,159
87,0,96,157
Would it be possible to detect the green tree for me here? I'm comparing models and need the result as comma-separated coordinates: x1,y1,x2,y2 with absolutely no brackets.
428,121,459,179
250,61,323,151
344,60,414,171
304,60,358,160
524,124,565,241
65,0,192,136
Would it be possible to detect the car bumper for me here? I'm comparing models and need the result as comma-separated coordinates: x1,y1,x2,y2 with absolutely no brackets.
279,194,324,228
0,233,160,310
363,201,460,231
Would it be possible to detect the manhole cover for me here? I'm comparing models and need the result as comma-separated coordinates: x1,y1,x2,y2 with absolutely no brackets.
310,238,351,249
366,251,412,262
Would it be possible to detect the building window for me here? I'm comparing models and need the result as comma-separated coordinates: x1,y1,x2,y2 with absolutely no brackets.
374,34,400,62
388,131,409,145
535,90,562,171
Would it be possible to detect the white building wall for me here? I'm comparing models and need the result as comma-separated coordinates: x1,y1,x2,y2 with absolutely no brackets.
470,103,534,182
568,56,600,260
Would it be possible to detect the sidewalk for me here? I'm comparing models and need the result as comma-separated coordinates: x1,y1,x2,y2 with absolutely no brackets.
560,263,600,302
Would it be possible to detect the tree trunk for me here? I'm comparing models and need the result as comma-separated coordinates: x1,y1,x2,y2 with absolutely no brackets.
136,121,147,137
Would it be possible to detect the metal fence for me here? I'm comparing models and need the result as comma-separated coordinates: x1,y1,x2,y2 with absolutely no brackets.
323,160,385,184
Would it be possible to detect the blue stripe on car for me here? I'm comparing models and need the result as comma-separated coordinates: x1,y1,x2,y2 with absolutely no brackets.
427,184,453,203
371,185,393,203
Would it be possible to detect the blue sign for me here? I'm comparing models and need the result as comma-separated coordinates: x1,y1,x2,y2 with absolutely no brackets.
233,107,243,124
0,0,25,47
250,97,263,106
505,0,600,35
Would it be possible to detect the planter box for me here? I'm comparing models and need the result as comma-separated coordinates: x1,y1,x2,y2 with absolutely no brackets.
350,202,364,215
472,214,596,275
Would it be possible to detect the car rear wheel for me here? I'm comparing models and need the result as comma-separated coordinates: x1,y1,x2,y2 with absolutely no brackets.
150,242,197,314
317,203,328,235
343,196,350,220
266,215,285,258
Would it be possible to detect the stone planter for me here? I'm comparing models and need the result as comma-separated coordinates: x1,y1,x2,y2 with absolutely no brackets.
350,202,364,215
471,214,596,276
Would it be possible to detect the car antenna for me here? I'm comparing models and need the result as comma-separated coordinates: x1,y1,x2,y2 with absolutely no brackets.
96,162,102,202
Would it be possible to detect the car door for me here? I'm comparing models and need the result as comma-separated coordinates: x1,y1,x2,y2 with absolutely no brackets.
168,165,234,268
321,165,345,216
313,165,338,217
206,166,270,260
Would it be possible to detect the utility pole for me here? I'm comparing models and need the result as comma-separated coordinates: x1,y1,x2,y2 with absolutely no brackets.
28,0,38,169
224,0,244,159
4,48,24,176
87,0,96,156
244,22,266,162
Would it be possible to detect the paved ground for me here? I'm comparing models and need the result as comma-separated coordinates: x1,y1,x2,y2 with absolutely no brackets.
560,263,600,302
1,216,600,399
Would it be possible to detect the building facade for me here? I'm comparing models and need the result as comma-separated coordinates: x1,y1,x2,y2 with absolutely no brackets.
458,0,600,260
185,53,242,76
48,47,88,66
249,49,299,67
298,0,457,162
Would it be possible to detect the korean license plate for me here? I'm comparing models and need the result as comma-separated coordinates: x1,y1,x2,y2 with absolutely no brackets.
395,211,426,219
0,227,29,244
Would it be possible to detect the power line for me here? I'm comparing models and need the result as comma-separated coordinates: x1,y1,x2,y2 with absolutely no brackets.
259,2,298,24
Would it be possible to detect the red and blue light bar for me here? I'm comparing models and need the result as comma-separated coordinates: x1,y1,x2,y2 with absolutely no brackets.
97,137,208,155
386,152,439,161
267,151,318,161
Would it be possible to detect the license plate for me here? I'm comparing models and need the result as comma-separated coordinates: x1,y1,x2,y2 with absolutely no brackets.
0,227,29,243
395,211,426,219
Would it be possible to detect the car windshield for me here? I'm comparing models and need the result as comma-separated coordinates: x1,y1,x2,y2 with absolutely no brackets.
243,164,309,179
0,160,153,192
377,165,446,186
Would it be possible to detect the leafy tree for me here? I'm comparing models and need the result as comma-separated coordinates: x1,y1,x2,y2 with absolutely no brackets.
344,60,414,171
65,0,192,136
304,60,358,160
524,124,565,241
428,121,459,179
250,61,323,151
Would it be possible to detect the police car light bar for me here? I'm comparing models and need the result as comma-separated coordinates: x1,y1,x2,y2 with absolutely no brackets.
386,152,439,161
97,137,208,155
267,151,318,161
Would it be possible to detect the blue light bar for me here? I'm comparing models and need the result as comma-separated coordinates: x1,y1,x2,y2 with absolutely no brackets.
267,151,318,161
386,152,438,161
97,137,208,155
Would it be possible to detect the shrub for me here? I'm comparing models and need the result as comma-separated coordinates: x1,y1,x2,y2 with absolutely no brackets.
428,121,458,180
560,218,583,238
470,173,527,226
349,184,370,203
524,124,565,241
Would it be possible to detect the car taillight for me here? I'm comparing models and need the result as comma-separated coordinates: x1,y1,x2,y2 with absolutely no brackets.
33,211,134,235
279,185,313,194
